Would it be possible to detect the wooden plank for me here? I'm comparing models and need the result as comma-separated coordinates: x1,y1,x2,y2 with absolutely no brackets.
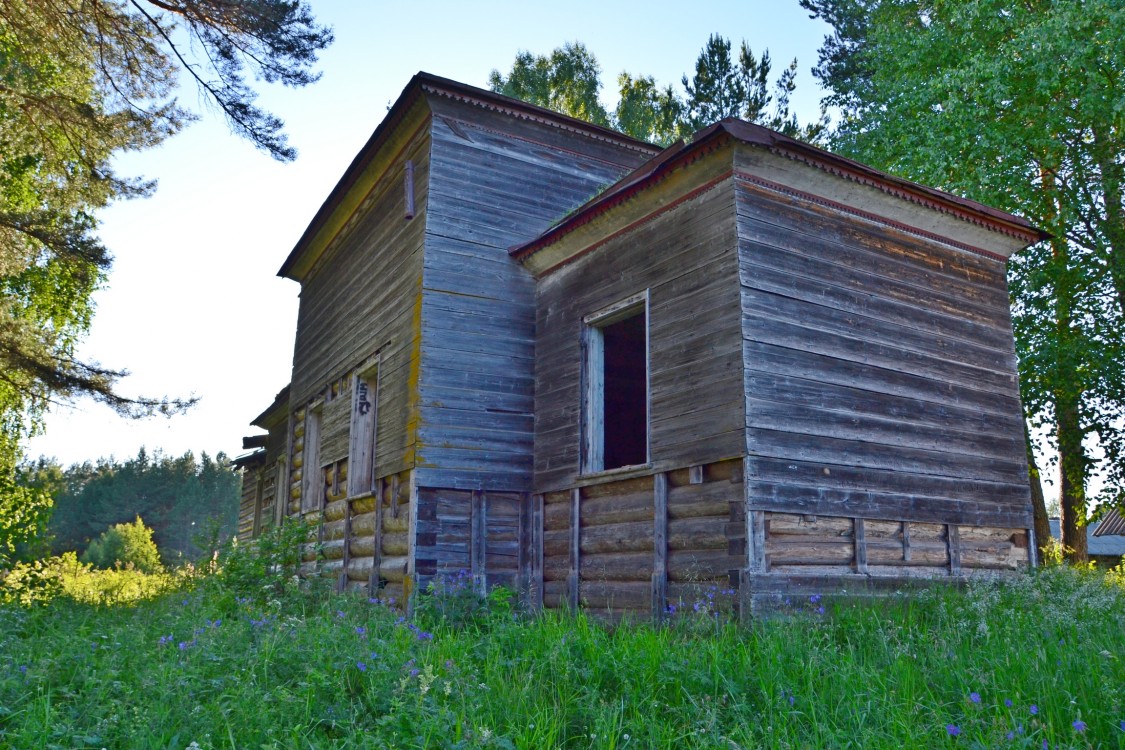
471,490,486,596
734,180,1011,308
739,246,1015,351
742,323,1021,403
744,373,1022,441
741,290,1016,376
369,476,384,595
747,427,1028,486
747,479,1029,529
568,487,580,611
689,465,704,485
652,472,669,620
517,492,530,604
747,509,766,574
947,524,962,575
902,522,912,562
532,494,544,610
391,473,400,520
340,498,353,592
854,517,868,575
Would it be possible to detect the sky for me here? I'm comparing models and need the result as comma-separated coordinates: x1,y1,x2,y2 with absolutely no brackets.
27,0,836,466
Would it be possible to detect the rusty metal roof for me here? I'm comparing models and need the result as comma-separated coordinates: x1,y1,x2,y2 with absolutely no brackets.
1095,508,1125,537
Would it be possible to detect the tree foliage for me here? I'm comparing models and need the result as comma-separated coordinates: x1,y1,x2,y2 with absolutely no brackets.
38,447,240,562
489,36,827,147
801,0,1125,560
82,515,163,573
0,1,331,462
488,42,612,128
0,465,52,568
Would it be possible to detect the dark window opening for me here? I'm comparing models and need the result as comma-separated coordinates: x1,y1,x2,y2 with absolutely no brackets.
602,311,648,469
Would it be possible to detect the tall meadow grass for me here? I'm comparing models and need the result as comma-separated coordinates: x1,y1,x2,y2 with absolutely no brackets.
0,547,1121,749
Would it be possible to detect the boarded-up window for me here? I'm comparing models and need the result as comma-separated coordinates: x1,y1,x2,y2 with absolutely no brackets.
320,383,351,465
273,459,288,525
301,404,323,512
583,292,649,472
348,367,379,497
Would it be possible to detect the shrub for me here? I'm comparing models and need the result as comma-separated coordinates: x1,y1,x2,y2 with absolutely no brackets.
207,516,310,600
82,516,163,573
1,551,180,606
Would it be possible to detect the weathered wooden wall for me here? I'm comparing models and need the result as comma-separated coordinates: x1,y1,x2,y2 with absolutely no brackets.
533,171,744,490
267,87,657,601
236,458,264,543
538,458,744,619
733,146,1033,602
413,487,523,593
415,95,655,493
298,468,414,602
288,108,430,482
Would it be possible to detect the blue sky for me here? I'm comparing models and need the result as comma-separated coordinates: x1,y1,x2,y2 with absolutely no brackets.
28,0,835,465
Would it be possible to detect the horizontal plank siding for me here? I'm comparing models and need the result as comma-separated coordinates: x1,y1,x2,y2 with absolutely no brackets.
534,175,743,490
290,132,430,479
418,99,652,494
736,171,1032,537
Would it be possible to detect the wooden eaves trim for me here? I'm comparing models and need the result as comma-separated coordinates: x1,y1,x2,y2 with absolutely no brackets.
511,119,1047,267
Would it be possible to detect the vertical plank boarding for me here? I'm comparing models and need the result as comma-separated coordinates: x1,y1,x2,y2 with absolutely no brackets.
568,487,580,611
652,472,669,620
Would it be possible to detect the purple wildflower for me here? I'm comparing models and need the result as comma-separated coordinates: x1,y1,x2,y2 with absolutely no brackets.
1072,720,1086,733
809,594,821,604
336,610,345,619
1004,699,1013,707
1041,741,1048,750
356,661,367,672
946,724,961,736
1030,705,1039,715
355,626,366,637
970,692,981,704
1006,731,1015,740
815,606,825,615
1119,720,1125,732
409,668,420,677
18,665,27,675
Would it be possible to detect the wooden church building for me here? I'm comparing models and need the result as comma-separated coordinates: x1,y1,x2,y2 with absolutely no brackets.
235,72,1042,617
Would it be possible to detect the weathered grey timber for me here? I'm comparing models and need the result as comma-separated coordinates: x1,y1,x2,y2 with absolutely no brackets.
236,77,1043,615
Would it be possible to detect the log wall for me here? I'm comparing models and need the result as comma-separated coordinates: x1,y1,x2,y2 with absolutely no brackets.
297,468,415,603
537,458,745,619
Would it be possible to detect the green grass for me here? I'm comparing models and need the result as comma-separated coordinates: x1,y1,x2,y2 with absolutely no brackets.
0,562,1122,749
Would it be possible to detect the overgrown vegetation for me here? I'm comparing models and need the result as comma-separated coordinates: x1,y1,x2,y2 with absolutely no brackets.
17,448,240,564
1,532,1122,748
